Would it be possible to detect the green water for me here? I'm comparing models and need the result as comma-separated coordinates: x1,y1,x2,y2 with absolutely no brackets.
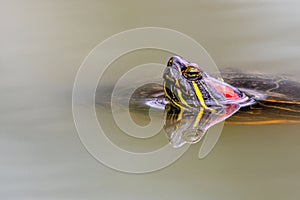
1,0,300,199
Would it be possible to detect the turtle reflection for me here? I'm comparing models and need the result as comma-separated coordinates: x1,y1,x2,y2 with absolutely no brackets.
164,103,239,148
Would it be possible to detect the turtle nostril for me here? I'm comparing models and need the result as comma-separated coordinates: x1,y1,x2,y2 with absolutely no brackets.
167,57,174,67
167,56,186,67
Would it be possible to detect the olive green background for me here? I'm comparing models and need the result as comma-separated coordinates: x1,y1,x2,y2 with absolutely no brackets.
1,0,300,199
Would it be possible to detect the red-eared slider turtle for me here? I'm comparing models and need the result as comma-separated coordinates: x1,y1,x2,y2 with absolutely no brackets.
159,56,300,146
97,56,300,147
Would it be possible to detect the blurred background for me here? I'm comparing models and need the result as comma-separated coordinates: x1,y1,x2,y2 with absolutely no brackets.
1,0,300,199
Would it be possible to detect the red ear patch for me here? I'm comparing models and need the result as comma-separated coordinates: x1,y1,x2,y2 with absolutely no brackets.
214,85,242,101
205,78,244,102
223,87,241,100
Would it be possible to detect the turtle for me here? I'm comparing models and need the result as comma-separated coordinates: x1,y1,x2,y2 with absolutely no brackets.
96,56,300,147
160,56,300,146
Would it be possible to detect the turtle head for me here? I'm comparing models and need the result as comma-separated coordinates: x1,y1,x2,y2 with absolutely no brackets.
163,56,254,109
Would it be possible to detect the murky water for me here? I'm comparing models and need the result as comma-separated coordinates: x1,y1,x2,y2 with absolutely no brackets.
1,0,300,199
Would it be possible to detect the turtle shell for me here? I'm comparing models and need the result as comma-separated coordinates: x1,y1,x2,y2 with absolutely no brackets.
221,70,300,102
220,70,300,125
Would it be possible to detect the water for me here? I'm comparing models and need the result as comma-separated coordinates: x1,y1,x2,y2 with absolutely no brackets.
1,0,300,199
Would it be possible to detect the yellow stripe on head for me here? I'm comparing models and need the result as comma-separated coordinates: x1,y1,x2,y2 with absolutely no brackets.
193,107,204,128
199,81,220,106
163,82,182,108
192,81,209,109
177,66,182,75
169,67,175,76
175,89,192,109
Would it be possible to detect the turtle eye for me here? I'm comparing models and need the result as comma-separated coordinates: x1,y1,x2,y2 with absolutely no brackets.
182,66,202,79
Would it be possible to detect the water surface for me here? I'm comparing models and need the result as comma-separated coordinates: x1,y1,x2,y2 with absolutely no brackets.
1,0,300,199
